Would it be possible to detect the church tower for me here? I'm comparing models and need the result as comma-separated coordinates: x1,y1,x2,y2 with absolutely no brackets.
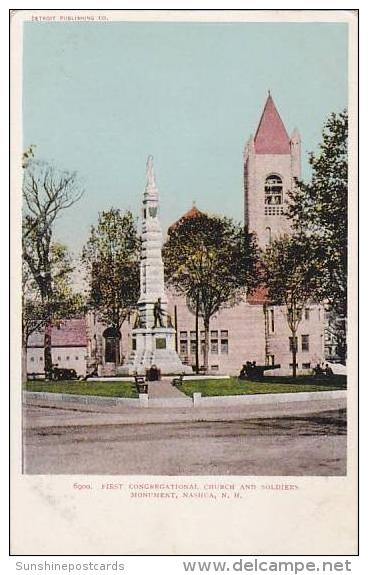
244,93,301,248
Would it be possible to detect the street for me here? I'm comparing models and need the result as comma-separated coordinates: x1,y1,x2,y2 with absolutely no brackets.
23,405,346,476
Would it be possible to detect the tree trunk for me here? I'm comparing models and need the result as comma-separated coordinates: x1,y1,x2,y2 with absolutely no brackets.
114,336,120,365
203,318,210,374
195,297,199,374
263,304,269,365
22,338,28,384
291,333,297,378
44,322,53,379
174,306,178,353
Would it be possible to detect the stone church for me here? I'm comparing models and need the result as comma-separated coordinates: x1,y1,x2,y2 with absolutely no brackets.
84,94,325,377
27,94,326,377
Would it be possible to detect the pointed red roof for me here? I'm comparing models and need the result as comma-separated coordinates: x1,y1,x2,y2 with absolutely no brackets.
254,94,290,155
181,205,203,220
169,205,205,231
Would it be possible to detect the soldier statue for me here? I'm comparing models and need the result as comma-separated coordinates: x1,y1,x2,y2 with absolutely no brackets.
153,298,165,328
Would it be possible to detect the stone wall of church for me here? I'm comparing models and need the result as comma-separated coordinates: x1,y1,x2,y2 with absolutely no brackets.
166,293,265,375
165,292,325,376
83,297,325,377
265,304,326,375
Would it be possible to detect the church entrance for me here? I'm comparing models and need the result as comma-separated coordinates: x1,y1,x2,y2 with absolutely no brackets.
102,327,121,365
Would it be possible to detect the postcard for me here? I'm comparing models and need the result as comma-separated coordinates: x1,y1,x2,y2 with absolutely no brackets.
10,9,358,555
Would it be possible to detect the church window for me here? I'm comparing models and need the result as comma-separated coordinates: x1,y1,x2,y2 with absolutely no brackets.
269,309,275,333
180,340,188,355
211,330,218,338
190,331,196,340
190,341,197,354
220,330,228,338
265,175,283,207
211,340,218,354
221,339,229,354
266,227,272,245
179,331,188,339
301,335,309,352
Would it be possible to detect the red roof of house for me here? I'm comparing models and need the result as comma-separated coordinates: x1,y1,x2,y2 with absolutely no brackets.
28,318,87,348
254,94,290,155
247,286,269,305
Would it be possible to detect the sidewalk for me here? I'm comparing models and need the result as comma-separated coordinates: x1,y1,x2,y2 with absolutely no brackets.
23,396,346,430
147,379,192,407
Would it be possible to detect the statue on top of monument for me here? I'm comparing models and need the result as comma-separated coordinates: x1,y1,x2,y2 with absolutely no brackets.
146,155,156,188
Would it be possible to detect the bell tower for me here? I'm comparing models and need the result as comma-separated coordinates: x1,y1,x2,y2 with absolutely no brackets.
244,93,301,248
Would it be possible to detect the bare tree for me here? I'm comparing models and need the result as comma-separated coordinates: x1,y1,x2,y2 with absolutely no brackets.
22,158,84,377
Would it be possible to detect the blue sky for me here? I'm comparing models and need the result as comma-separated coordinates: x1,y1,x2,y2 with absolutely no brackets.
23,21,348,253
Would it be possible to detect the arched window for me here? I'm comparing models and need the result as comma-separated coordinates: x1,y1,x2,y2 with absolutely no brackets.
265,175,283,205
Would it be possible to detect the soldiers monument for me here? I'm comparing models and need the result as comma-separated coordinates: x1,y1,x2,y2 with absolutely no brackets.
119,156,192,376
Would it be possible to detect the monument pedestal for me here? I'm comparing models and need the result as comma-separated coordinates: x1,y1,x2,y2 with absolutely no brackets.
119,327,192,375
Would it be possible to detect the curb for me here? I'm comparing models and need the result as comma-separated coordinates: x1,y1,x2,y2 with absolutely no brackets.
23,391,144,408
193,389,347,407
23,389,346,410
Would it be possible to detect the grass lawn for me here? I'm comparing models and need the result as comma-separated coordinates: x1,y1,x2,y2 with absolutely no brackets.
180,375,347,398
24,380,138,398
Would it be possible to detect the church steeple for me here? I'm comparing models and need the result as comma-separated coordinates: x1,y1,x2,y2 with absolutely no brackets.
254,94,290,155
243,93,301,248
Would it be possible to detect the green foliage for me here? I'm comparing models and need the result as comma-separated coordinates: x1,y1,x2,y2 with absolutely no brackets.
288,109,348,318
163,213,259,370
261,233,324,376
22,144,36,169
180,376,346,397
262,234,324,312
22,242,85,344
164,213,259,315
82,208,140,330
24,380,138,398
